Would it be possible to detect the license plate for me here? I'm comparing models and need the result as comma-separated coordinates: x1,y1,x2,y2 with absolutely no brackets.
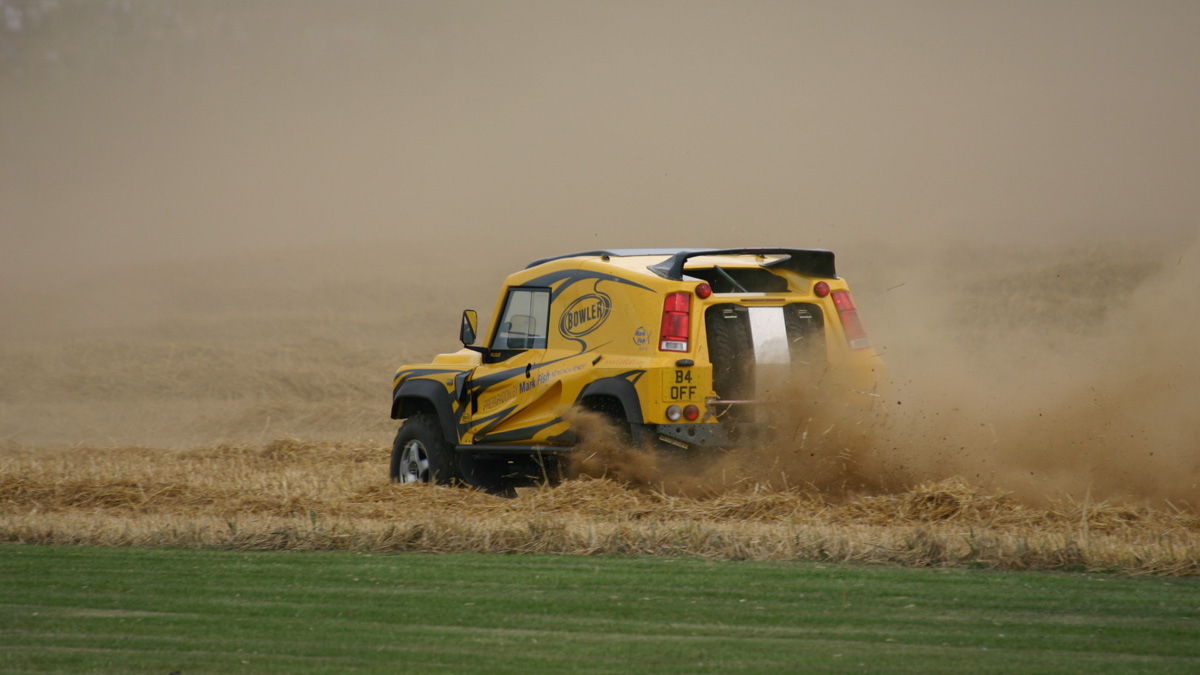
662,369,698,401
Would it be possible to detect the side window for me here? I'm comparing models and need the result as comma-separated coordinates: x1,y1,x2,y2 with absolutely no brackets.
491,288,550,351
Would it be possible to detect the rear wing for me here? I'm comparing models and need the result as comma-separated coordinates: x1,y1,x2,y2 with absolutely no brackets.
527,248,837,280
646,248,837,281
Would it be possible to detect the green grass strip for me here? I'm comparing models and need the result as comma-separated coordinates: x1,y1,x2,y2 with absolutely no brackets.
1,544,1198,673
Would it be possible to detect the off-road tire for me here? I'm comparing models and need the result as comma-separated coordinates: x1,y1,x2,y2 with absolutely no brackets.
390,413,461,485
705,307,753,402
783,304,824,368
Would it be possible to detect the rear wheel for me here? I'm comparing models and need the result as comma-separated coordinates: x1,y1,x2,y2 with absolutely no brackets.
390,413,461,485
580,396,634,443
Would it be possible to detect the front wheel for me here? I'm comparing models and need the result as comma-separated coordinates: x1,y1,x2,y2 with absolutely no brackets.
390,413,461,484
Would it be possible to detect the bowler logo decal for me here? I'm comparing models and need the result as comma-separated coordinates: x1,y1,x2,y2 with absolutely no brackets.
559,293,611,338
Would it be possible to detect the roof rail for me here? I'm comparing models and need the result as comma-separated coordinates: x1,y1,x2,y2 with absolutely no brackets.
525,249,688,269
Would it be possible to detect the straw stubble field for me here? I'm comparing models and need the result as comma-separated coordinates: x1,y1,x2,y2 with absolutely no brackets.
2,242,1199,576
2,438,1198,575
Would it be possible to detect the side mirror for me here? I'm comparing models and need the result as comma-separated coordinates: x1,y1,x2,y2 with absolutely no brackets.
460,309,478,346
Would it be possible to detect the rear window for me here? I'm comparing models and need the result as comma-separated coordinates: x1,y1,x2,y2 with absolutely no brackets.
684,267,790,293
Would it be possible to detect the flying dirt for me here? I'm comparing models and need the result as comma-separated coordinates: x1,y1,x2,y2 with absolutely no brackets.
559,239,1200,507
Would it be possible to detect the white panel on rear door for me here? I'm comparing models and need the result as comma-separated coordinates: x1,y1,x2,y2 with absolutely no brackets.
748,307,790,420
748,307,789,364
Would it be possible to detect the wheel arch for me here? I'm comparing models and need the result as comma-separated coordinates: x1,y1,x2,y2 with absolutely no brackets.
576,377,645,426
391,379,458,443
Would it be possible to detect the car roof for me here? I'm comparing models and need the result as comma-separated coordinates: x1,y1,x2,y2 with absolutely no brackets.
525,248,838,280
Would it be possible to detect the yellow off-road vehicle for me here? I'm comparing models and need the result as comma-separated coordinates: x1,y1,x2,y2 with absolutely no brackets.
390,248,883,487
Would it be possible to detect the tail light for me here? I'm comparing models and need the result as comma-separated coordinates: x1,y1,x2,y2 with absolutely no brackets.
659,291,691,352
667,404,701,422
831,290,871,349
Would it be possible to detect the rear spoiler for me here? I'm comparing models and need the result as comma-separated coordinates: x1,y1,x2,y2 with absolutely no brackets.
647,248,837,280
527,248,837,280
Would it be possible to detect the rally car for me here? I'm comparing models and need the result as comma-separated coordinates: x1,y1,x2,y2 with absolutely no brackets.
390,248,884,487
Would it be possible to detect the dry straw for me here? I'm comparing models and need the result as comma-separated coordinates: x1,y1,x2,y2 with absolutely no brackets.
2,440,1198,576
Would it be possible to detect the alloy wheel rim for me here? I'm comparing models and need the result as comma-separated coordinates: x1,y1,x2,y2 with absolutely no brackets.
399,440,430,483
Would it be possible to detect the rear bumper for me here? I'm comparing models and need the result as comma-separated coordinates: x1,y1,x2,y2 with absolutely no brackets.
648,421,766,450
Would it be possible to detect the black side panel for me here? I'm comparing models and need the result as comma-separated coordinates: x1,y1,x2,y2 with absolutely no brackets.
392,379,458,442
575,377,645,425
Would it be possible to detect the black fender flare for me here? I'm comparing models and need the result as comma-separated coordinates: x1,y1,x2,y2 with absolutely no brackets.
575,377,645,425
392,379,458,442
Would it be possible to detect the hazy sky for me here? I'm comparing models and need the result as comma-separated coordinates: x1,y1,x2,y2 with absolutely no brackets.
3,0,1198,278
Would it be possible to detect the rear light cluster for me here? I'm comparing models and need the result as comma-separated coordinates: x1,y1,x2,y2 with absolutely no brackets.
659,291,692,352
831,290,871,349
659,283,714,352
661,286,705,421
666,404,700,421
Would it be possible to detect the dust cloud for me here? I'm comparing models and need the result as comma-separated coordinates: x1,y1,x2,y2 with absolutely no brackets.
2,2,1198,506
877,238,1200,505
